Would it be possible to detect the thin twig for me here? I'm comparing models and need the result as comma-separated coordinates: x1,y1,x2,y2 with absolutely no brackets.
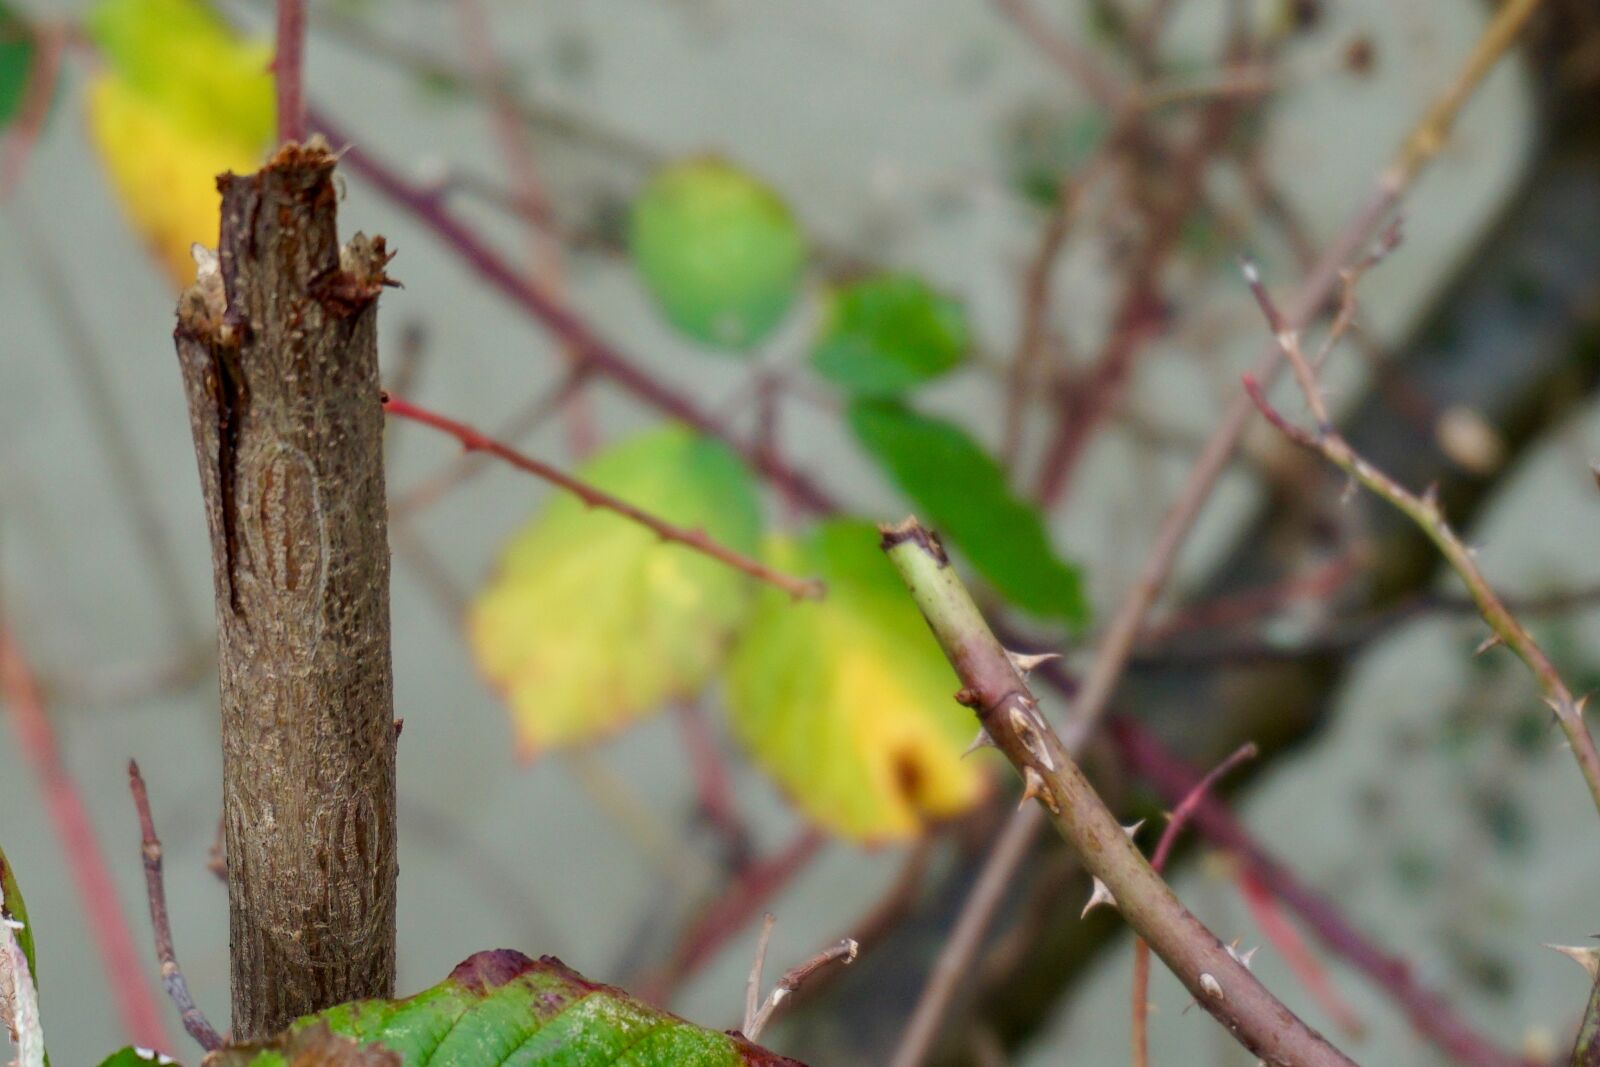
886,803,1043,1067
0,622,168,1050
381,392,825,601
884,520,1355,1066
639,828,826,1006
1240,260,1600,820
127,760,224,1051
743,914,776,1038
999,157,1109,470
1235,869,1365,1040
453,0,598,456
742,921,859,1043
992,0,1131,111
674,701,753,871
1131,743,1256,1067
1113,717,1535,1067
389,366,591,519
273,0,306,144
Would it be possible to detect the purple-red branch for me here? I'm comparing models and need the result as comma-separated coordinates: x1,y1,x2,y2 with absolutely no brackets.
307,107,839,515
273,0,306,144
1112,717,1536,1067
1131,742,1256,1067
127,760,224,1051
382,391,824,601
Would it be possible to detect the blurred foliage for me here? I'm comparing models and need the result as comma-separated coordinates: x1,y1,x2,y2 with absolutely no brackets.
471,426,760,756
849,401,1087,626
84,0,273,284
810,274,969,397
1000,102,1105,208
726,521,990,841
629,158,807,352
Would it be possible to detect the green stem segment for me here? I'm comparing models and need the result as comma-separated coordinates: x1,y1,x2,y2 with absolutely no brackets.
882,518,1354,1067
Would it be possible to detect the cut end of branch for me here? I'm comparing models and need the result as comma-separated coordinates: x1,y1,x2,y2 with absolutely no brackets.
878,517,948,565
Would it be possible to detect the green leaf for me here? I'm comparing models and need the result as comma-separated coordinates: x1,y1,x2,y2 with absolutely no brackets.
471,426,762,755
848,400,1088,626
211,951,803,1066
0,3,35,130
96,1051,179,1067
726,520,991,841
810,274,968,397
630,158,806,352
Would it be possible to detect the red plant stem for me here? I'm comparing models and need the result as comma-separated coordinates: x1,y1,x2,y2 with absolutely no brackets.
307,107,839,515
382,392,825,601
1111,716,1536,1067
453,0,598,457
127,760,224,1051
1237,869,1365,1039
641,828,825,1005
1131,743,1256,1067
0,623,169,1051
273,0,306,144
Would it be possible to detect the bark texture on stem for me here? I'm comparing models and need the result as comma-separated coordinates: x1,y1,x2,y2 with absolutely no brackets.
883,519,1354,1067
174,140,398,1039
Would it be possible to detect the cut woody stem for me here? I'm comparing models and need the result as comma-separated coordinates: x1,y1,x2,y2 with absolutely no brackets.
883,518,1353,1067
381,392,825,601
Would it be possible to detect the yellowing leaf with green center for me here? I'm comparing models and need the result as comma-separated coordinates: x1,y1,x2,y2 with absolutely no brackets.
630,158,806,352
472,426,761,756
85,0,274,285
726,520,990,841
810,274,968,396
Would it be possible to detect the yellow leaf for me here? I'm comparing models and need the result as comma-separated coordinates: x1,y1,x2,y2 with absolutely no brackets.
471,426,762,757
726,520,991,842
84,0,273,286
85,75,264,285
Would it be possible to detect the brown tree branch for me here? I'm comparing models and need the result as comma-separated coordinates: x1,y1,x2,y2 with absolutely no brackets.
127,760,224,1052
884,519,1354,1067
1131,743,1257,1067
